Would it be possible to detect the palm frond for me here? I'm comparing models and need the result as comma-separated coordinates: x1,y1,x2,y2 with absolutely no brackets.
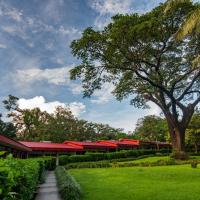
192,54,200,68
175,7,200,40
164,0,191,13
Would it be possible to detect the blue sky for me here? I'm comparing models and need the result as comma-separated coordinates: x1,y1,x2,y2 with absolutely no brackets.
0,0,167,132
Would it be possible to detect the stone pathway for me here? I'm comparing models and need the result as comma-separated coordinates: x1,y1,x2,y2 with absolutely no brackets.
35,171,62,200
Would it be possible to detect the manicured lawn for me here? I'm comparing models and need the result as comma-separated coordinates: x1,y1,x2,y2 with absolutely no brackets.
119,156,170,164
69,165,200,200
119,155,200,164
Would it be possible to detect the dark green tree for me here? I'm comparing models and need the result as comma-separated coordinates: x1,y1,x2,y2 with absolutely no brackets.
70,1,200,155
0,114,16,139
134,115,168,142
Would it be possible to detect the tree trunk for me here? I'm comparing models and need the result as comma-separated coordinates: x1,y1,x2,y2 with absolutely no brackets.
170,127,185,152
194,143,198,154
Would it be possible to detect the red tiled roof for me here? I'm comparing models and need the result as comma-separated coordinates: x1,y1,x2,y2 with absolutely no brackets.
64,141,117,149
0,134,31,152
20,141,83,152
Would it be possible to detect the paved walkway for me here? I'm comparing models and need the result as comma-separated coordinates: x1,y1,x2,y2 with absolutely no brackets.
35,171,62,200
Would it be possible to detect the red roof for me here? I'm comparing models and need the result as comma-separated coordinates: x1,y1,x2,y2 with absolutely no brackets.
20,141,83,152
98,139,140,147
0,134,31,152
64,141,117,149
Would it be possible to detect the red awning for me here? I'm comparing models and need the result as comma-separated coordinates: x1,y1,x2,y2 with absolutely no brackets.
20,141,83,152
0,134,32,152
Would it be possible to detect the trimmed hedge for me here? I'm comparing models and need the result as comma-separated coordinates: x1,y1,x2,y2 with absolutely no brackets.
0,155,55,200
59,149,170,165
55,166,81,200
65,158,200,169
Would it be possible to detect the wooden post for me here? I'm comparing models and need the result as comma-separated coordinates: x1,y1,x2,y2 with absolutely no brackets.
56,152,59,166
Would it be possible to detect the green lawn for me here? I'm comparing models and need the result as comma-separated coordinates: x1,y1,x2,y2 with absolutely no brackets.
119,156,170,164
69,165,200,200
119,155,200,164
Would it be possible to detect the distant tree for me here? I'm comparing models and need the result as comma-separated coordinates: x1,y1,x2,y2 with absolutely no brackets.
134,115,168,142
0,114,16,139
70,1,200,156
3,95,19,111
185,112,200,153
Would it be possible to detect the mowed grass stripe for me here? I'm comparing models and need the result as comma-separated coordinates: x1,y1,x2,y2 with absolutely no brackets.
69,165,200,200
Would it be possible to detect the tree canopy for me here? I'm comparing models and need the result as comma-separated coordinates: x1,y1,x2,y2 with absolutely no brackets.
70,1,200,154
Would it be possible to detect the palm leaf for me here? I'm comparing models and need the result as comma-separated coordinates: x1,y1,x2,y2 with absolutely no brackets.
192,54,200,68
164,0,191,13
175,7,200,40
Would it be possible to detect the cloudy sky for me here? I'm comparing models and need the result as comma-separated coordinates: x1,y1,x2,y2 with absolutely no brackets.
0,0,168,132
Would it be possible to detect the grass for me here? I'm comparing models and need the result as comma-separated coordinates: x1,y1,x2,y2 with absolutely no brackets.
69,165,200,200
119,156,170,164
118,155,200,164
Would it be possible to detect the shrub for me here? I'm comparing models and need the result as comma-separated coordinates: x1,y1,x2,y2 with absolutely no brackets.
55,166,81,200
59,149,170,165
65,161,111,170
170,151,189,160
191,160,198,168
0,155,55,200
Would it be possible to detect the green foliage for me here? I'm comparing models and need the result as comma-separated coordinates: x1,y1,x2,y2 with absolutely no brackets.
69,166,200,200
70,0,200,153
66,161,111,169
191,160,198,168
170,151,189,160
0,156,55,200
0,114,16,139
5,102,126,142
185,112,200,152
134,115,168,141
55,166,81,200
59,149,170,166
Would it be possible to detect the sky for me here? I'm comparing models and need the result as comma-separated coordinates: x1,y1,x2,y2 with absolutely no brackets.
0,0,168,132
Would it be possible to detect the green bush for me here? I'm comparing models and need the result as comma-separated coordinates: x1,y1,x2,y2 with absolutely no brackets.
55,166,81,200
170,151,189,160
0,155,55,200
191,160,198,168
65,161,111,169
59,149,170,165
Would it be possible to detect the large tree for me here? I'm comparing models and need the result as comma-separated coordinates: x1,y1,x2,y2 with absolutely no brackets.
70,1,200,155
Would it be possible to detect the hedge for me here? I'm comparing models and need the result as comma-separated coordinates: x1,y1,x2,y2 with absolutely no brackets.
59,149,170,165
65,158,200,169
0,155,56,200
55,166,81,200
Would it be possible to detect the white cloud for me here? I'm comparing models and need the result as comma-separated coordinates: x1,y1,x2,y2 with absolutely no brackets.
6,8,23,22
15,66,73,85
2,26,16,33
91,83,114,104
0,43,7,49
14,66,85,96
58,26,81,36
18,96,86,117
68,102,86,117
89,0,166,29
89,0,132,29
90,0,131,15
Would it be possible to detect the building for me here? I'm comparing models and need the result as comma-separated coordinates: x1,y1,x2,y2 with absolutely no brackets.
0,134,31,157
